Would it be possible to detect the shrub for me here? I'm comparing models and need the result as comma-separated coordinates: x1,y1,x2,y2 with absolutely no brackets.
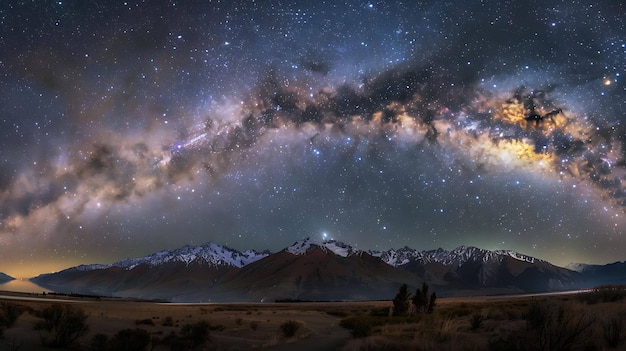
470,313,485,330
180,320,210,349
0,303,22,328
340,317,376,338
108,328,152,351
280,320,301,337
392,284,411,316
90,333,109,351
369,307,390,317
602,317,622,348
488,334,526,351
162,316,174,327
524,300,594,351
34,304,89,348
579,285,626,304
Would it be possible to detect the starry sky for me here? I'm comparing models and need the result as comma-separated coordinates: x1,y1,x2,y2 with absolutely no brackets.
1,0,625,278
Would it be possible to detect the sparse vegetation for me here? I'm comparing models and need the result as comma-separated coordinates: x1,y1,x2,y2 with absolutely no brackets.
0,302,24,345
392,283,412,316
340,315,422,338
391,282,437,316
90,333,109,351
579,285,626,304
108,328,152,351
602,317,623,348
162,315,174,327
34,303,89,348
326,309,349,317
470,313,485,330
525,299,594,351
413,282,436,313
280,320,301,337
0,303,22,329
2,291,626,350
180,320,210,349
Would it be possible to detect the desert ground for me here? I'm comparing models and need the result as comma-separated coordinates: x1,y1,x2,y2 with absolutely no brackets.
0,288,625,350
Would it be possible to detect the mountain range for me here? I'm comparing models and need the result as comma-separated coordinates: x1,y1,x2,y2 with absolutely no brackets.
0,272,14,283
24,238,626,302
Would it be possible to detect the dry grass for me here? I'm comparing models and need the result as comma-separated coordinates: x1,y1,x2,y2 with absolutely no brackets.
0,292,625,350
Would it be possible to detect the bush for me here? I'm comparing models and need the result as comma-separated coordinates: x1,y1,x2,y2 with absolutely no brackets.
470,313,485,330
180,320,210,349
280,320,301,337
35,304,89,348
162,316,174,327
369,307,390,317
488,334,526,351
602,317,622,348
579,285,626,304
108,328,151,351
524,300,594,351
340,317,377,338
90,333,109,351
0,303,22,328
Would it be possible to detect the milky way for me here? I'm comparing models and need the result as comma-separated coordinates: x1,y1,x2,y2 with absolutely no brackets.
1,0,625,277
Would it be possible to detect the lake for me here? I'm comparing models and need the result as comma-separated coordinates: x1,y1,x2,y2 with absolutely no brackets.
0,279,51,294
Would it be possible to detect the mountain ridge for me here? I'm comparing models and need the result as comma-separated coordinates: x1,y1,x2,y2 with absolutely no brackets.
64,242,270,273
0,272,14,283
28,238,621,302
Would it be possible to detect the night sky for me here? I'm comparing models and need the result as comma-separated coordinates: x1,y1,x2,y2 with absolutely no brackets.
1,0,626,278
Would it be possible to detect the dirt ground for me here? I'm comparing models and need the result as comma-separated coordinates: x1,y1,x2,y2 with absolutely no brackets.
0,292,371,350
2,290,622,350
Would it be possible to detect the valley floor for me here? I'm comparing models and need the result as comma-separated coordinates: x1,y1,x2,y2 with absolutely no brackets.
0,289,624,350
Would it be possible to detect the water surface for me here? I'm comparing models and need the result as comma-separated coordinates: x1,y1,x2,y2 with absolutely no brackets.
0,279,51,294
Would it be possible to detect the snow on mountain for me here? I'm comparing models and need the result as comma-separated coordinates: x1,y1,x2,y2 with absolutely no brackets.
53,239,550,278
70,242,269,272
373,245,543,267
566,262,589,272
285,237,360,257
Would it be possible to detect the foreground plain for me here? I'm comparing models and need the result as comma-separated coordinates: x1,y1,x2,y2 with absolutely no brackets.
0,288,625,350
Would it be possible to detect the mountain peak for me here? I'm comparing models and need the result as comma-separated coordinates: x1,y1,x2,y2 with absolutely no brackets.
68,242,269,273
285,237,358,257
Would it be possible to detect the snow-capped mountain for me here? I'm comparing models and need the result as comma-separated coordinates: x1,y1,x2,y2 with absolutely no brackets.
218,238,417,302
285,237,361,257
371,245,578,293
566,262,589,272
29,238,622,302
31,242,269,301
372,245,542,267
565,261,626,286
71,242,269,272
